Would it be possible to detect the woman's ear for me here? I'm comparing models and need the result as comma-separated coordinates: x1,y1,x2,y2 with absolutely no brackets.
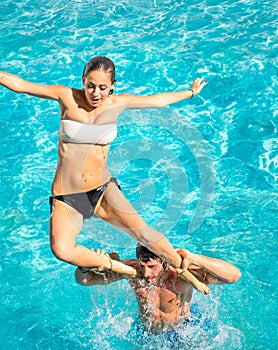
109,80,116,95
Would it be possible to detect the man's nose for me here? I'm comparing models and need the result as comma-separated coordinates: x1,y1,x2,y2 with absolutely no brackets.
143,268,151,278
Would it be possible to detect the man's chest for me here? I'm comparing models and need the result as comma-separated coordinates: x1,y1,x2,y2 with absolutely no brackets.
136,285,182,313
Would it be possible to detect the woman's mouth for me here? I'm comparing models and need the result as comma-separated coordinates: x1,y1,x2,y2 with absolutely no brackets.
90,97,101,104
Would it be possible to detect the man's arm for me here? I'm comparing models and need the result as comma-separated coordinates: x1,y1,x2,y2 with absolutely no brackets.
177,249,241,285
75,256,138,286
75,267,124,286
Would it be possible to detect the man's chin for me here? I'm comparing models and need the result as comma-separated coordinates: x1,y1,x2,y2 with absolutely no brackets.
145,278,157,284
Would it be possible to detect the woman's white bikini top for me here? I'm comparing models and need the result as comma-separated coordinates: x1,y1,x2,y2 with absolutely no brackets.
59,119,117,145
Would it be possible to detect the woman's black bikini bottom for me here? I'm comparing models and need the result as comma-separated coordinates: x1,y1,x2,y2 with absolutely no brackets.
49,177,120,218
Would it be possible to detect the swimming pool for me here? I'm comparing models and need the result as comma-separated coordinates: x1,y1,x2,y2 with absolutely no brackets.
0,0,277,349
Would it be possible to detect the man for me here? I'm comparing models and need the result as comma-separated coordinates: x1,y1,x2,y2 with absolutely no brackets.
75,245,241,333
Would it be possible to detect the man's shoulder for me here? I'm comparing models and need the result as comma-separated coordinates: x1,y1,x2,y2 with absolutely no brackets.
122,259,139,268
166,267,191,287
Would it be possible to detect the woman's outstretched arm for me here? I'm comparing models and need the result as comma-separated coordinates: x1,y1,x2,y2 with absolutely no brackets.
117,78,208,109
0,71,67,100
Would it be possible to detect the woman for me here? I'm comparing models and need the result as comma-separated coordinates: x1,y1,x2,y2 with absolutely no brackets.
0,56,207,273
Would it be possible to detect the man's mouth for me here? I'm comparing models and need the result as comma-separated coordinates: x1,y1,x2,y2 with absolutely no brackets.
146,277,156,283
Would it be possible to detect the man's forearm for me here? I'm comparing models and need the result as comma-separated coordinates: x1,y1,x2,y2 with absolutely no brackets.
189,252,241,283
75,266,126,286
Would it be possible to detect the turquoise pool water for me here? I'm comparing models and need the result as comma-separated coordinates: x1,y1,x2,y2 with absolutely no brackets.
0,0,277,349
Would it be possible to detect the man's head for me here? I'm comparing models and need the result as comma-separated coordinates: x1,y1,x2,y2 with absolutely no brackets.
136,244,167,283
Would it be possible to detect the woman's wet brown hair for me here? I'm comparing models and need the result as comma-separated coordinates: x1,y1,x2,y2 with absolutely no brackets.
82,56,115,83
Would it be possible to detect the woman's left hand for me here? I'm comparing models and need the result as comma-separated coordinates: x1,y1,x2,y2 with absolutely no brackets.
190,78,208,96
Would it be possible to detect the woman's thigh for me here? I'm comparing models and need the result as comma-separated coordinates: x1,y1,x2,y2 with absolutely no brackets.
95,182,163,243
50,199,83,248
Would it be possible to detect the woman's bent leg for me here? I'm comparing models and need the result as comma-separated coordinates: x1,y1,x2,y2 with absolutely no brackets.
50,199,121,269
95,182,182,268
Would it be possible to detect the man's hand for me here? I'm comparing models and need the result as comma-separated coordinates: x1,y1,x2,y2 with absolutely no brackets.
176,248,210,295
176,249,195,270
91,249,121,272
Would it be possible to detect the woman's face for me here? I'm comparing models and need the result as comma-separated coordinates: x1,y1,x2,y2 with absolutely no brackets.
82,70,115,107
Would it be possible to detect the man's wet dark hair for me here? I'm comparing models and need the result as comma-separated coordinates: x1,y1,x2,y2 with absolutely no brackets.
136,244,162,262
82,56,115,83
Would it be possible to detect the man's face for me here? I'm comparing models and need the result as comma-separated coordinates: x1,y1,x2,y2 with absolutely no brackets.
138,258,164,284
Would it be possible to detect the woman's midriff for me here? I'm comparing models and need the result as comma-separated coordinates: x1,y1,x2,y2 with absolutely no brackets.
52,141,111,195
